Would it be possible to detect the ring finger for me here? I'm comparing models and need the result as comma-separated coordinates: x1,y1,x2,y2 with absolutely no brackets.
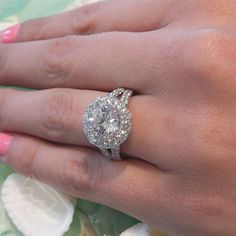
0,88,154,160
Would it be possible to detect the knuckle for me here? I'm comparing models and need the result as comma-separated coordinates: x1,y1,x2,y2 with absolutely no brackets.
0,89,17,125
169,188,226,234
19,18,47,41
40,36,76,83
190,195,223,219
0,45,8,83
183,29,236,79
71,2,102,34
10,138,41,178
40,89,75,140
187,195,226,232
63,153,103,195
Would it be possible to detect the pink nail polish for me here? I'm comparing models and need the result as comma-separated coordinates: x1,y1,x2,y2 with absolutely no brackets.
0,133,13,162
0,24,20,43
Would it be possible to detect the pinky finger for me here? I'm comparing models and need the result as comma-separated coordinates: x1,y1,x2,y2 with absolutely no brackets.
0,132,167,228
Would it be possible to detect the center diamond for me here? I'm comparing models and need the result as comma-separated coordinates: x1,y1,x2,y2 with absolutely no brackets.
102,110,120,134
89,103,120,135
83,96,131,148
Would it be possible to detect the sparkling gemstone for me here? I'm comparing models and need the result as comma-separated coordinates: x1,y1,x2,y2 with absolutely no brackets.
83,96,131,148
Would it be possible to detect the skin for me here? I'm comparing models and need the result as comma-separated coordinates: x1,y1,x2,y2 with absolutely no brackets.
0,0,236,235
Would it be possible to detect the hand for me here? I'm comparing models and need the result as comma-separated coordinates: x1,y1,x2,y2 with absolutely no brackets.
0,0,236,235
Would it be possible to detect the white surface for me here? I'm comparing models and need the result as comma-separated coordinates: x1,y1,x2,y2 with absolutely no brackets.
120,223,150,236
1,173,75,236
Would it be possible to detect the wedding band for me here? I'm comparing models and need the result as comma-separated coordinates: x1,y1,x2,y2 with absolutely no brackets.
83,88,133,160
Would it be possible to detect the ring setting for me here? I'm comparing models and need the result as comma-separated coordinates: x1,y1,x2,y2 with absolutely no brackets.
83,88,133,160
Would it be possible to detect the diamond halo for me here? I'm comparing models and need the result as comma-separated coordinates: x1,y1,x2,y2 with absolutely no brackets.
83,88,133,160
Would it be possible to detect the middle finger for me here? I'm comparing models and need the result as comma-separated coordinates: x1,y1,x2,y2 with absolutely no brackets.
0,30,173,93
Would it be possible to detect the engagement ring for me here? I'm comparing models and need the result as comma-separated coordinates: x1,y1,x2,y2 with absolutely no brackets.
83,88,133,160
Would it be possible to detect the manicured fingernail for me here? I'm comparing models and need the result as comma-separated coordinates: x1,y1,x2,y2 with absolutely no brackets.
0,133,13,162
0,24,20,43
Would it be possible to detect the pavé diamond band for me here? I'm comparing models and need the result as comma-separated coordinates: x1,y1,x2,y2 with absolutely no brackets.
83,88,133,160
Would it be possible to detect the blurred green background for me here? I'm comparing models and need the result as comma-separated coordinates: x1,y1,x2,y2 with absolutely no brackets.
0,0,96,30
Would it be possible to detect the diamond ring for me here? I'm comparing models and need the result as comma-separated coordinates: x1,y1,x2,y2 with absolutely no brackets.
83,88,133,160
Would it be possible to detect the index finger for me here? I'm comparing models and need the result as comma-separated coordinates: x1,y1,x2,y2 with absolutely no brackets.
1,0,174,43
15,0,172,42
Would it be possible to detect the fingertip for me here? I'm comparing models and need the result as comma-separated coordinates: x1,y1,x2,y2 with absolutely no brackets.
0,133,14,161
0,24,20,44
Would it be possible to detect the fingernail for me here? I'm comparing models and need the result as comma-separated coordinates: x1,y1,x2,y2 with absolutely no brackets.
0,133,13,163
0,24,20,43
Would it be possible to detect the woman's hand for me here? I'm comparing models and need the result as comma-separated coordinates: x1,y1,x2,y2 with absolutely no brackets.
0,0,236,235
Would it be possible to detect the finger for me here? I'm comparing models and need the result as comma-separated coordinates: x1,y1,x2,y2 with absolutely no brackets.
1,132,167,228
0,30,172,92
4,0,173,43
0,88,151,160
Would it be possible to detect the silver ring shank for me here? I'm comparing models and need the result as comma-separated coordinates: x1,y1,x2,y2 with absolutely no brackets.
99,89,133,160
100,147,121,160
